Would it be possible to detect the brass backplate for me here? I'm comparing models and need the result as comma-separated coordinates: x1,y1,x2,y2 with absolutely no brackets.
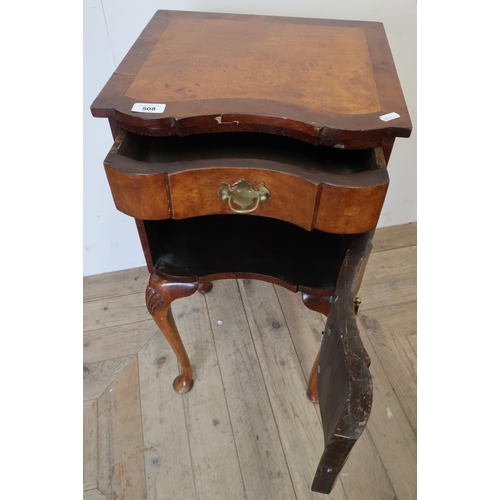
218,179,270,213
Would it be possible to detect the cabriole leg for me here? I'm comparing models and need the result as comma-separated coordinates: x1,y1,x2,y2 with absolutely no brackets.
146,275,198,394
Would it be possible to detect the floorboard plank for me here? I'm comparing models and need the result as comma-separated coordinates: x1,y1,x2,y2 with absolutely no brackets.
173,292,247,500
338,431,398,500
84,293,150,332
360,301,417,337
358,320,417,500
204,280,297,500
138,331,197,500
83,489,108,500
239,279,350,500
83,267,149,301
96,357,147,500
274,286,322,387
84,319,157,364
359,313,417,433
358,247,416,311
363,246,416,282
82,224,417,500
358,277,417,311
83,356,134,401
371,223,416,253
407,333,417,355
83,400,98,492
358,247,417,311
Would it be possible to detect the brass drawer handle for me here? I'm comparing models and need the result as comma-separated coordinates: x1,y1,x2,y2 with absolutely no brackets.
218,179,271,214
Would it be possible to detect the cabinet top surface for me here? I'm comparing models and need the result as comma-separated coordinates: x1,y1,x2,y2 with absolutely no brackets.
91,10,411,146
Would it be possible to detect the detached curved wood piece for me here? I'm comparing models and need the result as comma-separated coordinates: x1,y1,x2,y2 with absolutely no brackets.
303,271,369,405
146,275,198,394
311,232,374,494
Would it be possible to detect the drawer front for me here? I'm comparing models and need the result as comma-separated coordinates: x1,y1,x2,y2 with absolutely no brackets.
105,163,388,232
315,180,389,234
169,167,320,231
104,166,171,220
104,130,389,231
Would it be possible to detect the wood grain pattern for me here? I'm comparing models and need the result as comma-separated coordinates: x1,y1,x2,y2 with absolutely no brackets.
83,356,134,401
169,166,318,230
358,278,417,311
126,19,379,115
300,291,332,403
83,266,149,301
91,11,411,146
357,321,417,500
96,358,147,500
359,314,417,433
407,333,417,355
238,278,346,499
358,246,417,311
173,290,247,499
337,431,397,500
363,301,417,337
138,331,197,500
275,286,399,500
315,182,388,234
363,246,417,282
83,490,108,500
91,27,413,494
84,292,150,331
90,12,413,489
312,233,374,494
104,130,388,233
82,224,416,499
104,166,171,220
83,400,97,491
145,276,199,394
204,279,297,499
83,319,157,364
371,223,417,253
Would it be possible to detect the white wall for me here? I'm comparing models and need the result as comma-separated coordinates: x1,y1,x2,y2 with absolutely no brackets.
83,0,416,277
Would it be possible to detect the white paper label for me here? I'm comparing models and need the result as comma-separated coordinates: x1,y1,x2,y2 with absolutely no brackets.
379,112,400,122
131,103,166,113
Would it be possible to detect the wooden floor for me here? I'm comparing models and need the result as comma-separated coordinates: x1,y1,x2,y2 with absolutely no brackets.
83,223,416,500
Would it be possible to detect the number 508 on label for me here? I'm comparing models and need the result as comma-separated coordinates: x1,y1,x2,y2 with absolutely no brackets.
131,103,166,113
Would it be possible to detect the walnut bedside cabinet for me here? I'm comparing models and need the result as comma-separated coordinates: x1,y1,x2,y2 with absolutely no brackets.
91,10,411,494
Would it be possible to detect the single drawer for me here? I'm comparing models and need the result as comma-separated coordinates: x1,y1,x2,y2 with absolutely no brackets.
168,165,319,230
104,130,388,233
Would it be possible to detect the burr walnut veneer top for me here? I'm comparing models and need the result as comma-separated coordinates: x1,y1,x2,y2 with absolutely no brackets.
91,10,411,147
